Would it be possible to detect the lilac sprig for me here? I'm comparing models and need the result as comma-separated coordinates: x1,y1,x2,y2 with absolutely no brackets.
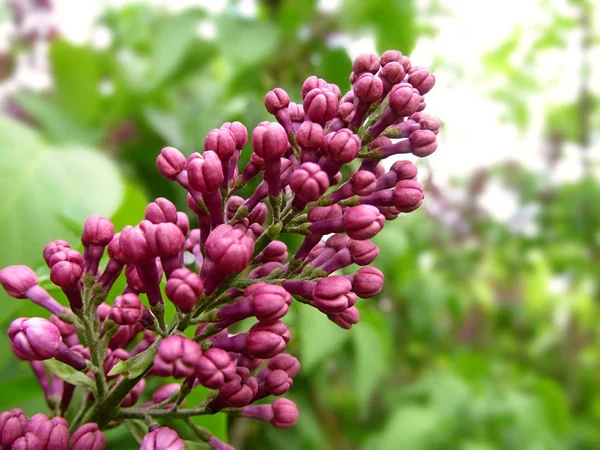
0,49,439,450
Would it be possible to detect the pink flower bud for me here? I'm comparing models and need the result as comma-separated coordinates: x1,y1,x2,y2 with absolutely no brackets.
71,423,106,450
343,205,385,240
26,414,69,450
288,102,304,124
303,88,338,125
268,353,300,377
408,67,435,95
251,122,288,160
246,320,290,358
176,212,190,236
353,266,384,298
140,427,185,450
323,129,361,164
187,150,224,194
328,306,360,329
351,170,377,196
43,240,71,266
109,293,145,325
195,348,236,389
301,75,330,99
214,373,258,408
144,223,185,258
156,147,187,181
290,162,329,208
221,121,248,149
248,202,268,225
11,432,40,450
253,241,288,264
0,265,37,298
50,250,84,288
205,127,236,161
264,88,290,114
204,224,255,274
265,369,293,395
348,239,379,265
380,61,405,83
409,129,437,157
393,179,424,212
389,84,421,117
312,276,356,314
296,121,324,150
354,73,383,103
165,268,204,312
352,53,380,75
0,409,27,447
81,215,114,247
9,317,62,361
120,226,154,264
145,198,178,224
154,336,201,379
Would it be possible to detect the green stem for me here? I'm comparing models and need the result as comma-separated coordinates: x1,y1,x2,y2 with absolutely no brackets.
118,405,212,419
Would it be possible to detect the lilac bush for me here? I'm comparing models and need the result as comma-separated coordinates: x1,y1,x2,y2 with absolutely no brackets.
0,50,439,449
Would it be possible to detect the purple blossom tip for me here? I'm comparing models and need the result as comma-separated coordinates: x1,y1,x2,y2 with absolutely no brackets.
312,276,356,314
144,222,185,258
140,427,185,450
328,306,360,329
303,88,338,125
109,293,145,326
81,215,114,247
290,162,329,206
165,268,204,312
393,179,424,212
354,73,384,103
353,266,384,298
26,413,70,450
71,423,106,450
343,205,385,240
9,317,62,361
0,408,27,447
194,348,236,389
264,88,290,114
0,265,37,298
154,335,201,379
323,129,361,164
43,240,71,266
246,320,290,359
187,150,224,194
251,122,288,160
145,198,178,225
205,224,255,274
120,226,154,264
221,121,248,149
409,129,438,157
389,84,421,117
296,121,324,150
352,53,380,75
156,147,187,181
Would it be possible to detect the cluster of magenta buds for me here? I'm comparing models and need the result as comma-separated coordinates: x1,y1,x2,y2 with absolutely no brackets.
0,50,439,449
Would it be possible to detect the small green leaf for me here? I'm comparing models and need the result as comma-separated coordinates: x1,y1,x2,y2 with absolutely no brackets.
108,345,157,379
299,304,349,373
43,359,97,393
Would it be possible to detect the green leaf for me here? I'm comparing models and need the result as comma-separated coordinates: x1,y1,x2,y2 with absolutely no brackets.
216,17,278,69
144,11,204,90
43,359,97,393
108,345,157,379
14,93,98,145
380,406,441,450
298,304,350,373
0,117,123,308
50,40,101,126
352,309,392,412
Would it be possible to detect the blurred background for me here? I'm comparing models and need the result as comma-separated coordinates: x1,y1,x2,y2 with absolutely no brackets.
0,0,599,448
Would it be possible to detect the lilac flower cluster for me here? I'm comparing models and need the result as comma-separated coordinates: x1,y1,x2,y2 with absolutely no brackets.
0,50,439,449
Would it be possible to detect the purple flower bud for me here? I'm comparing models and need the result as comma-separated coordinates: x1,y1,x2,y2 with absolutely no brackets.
80,215,114,275
156,147,187,181
248,261,282,279
125,261,163,294
225,196,245,220
380,50,403,66
351,170,377,196
149,383,180,407
407,67,435,95
120,377,145,407
343,205,385,240
50,315,78,346
204,224,255,275
154,336,201,379
205,127,236,161
303,88,338,125
0,265,37,298
0,409,27,447
290,162,329,208
43,240,71,266
50,249,84,287
194,348,236,389
393,179,424,212
140,427,185,450
165,268,203,312
9,317,62,361
328,306,360,329
103,348,129,379
237,354,264,370
187,150,224,194
409,129,437,157
352,53,380,76
352,73,384,126
264,369,293,395
145,198,178,225
265,88,293,135
242,398,298,428
109,293,145,325
71,423,106,450
246,320,290,358
213,372,258,408
348,239,379,265
296,121,324,150
352,266,384,298
176,212,190,236
389,84,422,117
251,122,288,161
26,413,69,450
269,353,300,377
120,226,154,264
11,432,41,450
301,76,330,99
144,222,185,277
253,241,288,264
288,102,304,126
221,121,248,149
380,61,405,84
312,276,356,314
323,129,361,164
337,102,355,124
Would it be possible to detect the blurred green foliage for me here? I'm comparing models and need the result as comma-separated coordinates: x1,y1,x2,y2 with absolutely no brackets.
0,0,599,449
